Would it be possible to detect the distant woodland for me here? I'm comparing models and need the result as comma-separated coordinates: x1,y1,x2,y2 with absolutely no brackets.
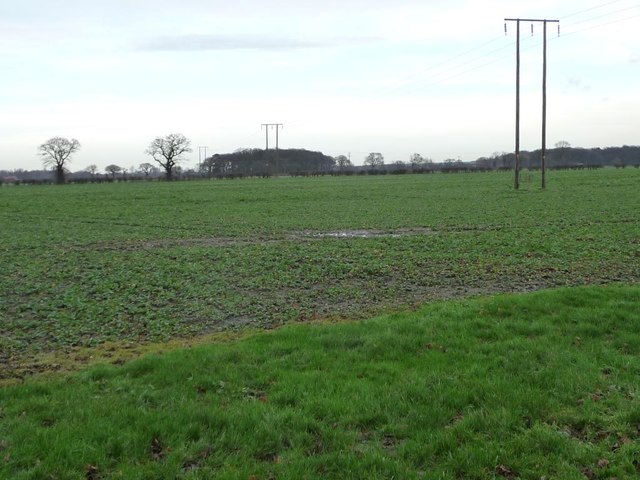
477,145,640,171
2,145,639,184
199,148,336,178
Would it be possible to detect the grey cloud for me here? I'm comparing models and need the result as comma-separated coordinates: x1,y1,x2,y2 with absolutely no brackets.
136,34,380,52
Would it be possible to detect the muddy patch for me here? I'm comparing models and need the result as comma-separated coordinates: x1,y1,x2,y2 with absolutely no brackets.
68,228,436,252
288,227,434,240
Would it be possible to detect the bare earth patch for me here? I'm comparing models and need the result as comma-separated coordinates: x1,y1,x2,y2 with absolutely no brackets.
288,227,435,240
73,227,437,252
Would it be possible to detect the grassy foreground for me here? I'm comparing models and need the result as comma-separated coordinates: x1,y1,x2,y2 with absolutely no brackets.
2,285,640,479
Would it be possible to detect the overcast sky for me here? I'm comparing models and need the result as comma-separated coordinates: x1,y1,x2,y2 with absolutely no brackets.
1,0,638,171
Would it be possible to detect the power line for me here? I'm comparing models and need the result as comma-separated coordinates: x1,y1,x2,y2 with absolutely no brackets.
409,42,515,88
556,6,640,37
374,36,507,97
368,1,637,102
361,41,514,106
559,0,627,19
290,0,636,163
564,3,640,26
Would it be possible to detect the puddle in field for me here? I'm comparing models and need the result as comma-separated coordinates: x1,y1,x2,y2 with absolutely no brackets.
289,227,435,240
81,227,437,252
308,230,391,239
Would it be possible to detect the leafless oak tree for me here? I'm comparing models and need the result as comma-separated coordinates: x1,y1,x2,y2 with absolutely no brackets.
364,152,384,168
334,155,352,171
138,162,156,177
145,133,192,181
38,137,81,184
105,164,122,179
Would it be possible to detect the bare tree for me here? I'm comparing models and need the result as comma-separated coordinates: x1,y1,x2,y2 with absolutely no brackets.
38,137,81,184
555,140,571,149
85,164,98,176
410,153,433,169
145,133,192,180
410,153,424,165
554,140,572,166
334,155,352,171
138,162,156,178
364,152,384,168
105,164,122,179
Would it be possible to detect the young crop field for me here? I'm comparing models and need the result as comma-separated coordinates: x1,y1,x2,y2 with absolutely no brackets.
0,169,639,380
0,168,639,478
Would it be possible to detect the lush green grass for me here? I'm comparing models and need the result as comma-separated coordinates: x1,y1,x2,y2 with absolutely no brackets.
1,169,639,379
1,285,640,479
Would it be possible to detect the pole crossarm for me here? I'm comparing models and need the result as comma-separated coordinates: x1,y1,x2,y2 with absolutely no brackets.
505,18,559,22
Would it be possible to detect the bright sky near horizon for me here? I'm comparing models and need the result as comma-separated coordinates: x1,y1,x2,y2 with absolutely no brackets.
1,0,638,172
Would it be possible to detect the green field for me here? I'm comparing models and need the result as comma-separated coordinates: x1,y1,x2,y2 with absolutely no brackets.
1,169,638,379
1,169,639,478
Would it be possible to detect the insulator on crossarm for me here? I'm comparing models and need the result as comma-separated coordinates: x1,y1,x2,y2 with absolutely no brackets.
504,22,507,35
531,24,534,36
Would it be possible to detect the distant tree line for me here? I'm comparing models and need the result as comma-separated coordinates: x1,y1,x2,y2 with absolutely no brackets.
25,133,192,185
475,144,640,170
3,141,639,185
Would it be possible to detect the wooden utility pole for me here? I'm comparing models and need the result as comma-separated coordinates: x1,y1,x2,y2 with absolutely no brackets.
261,123,283,176
261,123,283,150
541,20,551,189
505,18,559,190
515,19,521,190
198,146,208,172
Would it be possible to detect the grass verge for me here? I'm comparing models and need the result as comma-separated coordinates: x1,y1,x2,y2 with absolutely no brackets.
1,284,640,479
